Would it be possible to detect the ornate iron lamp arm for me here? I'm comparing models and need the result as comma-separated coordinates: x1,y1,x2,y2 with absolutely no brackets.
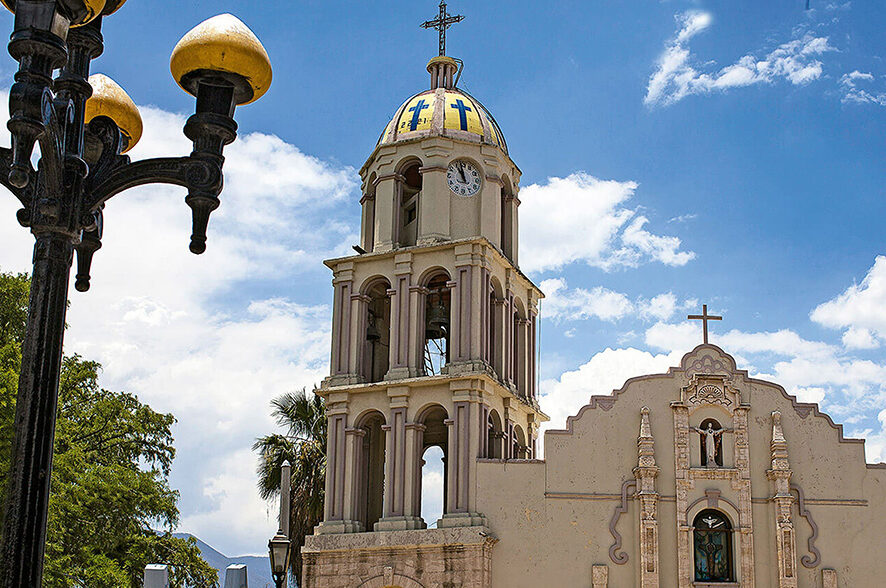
0,146,32,206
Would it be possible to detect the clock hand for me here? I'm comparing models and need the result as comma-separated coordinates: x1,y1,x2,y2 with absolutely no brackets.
459,163,467,183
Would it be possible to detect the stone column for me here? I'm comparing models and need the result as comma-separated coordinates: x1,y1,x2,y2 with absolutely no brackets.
407,285,427,377
768,411,798,588
503,291,514,386
404,422,427,525
372,173,401,252
492,297,506,380
359,192,375,252
315,396,360,534
342,427,367,531
385,255,413,380
348,294,370,380
822,569,838,588
439,383,486,527
328,265,354,384
528,309,538,399
376,389,424,530
635,407,660,588
448,274,464,363
515,317,529,397
591,565,609,588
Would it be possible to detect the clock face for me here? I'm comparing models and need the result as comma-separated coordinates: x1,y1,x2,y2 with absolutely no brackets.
447,160,482,197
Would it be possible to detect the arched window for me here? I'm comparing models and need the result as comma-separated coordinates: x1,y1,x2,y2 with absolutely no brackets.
423,273,450,375
513,425,527,459
693,510,734,582
398,163,421,247
363,279,391,383
356,412,386,531
500,176,515,261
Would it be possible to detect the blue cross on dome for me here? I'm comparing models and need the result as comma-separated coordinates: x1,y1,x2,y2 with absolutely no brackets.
450,98,472,131
407,99,430,131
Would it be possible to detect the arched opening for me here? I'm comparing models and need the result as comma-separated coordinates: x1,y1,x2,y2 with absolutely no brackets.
363,279,391,383
356,411,386,531
513,425,527,459
500,176,515,261
693,509,734,582
423,273,451,375
486,409,503,459
488,277,503,379
362,173,377,252
417,405,449,526
697,418,725,467
398,162,422,247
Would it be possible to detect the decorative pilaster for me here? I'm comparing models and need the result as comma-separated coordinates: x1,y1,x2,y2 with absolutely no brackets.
515,317,530,397
439,385,486,528
591,564,609,588
385,255,413,380
342,427,367,530
315,396,360,534
768,410,798,588
328,265,355,383
406,285,427,377
822,568,837,588
672,402,693,588
349,293,370,379
635,407,660,588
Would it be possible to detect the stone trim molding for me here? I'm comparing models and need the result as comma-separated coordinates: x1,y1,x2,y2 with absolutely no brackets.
608,479,636,564
790,483,822,568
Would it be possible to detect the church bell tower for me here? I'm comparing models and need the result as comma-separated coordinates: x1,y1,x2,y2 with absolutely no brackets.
306,3,546,585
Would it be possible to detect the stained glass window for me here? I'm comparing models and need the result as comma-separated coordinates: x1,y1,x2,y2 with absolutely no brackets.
693,509,733,582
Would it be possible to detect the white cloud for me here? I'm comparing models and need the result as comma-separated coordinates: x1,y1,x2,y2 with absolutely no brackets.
839,70,886,106
0,97,360,556
519,173,694,273
811,256,886,346
645,10,835,107
540,279,688,324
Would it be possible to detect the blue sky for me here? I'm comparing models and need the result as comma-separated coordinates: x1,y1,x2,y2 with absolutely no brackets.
1,0,885,557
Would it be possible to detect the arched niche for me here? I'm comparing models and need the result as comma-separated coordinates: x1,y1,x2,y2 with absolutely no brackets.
692,509,736,583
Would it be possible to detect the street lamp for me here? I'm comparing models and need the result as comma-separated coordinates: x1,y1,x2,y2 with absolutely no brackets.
268,529,291,588
0,2,271,585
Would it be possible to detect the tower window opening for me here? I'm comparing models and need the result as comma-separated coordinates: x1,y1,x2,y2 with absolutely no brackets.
500,179,515,261
417,405,449,527
363,280,391,383
398,163,422,247
693,509,734,582
357,412,386,531
423,274,450,375
486,410,503,459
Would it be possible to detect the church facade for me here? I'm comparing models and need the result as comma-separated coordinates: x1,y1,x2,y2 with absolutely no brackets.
301,39,886,588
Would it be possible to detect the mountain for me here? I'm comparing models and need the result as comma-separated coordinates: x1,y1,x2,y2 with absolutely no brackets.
174,533,276,587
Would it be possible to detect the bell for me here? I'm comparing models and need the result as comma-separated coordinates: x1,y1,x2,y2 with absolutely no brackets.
425,304,449,340
366,322,381,341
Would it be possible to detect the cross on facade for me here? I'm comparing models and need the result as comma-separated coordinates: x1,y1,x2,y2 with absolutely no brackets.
688,304,722,345
421,0,465,57
450,98,472,130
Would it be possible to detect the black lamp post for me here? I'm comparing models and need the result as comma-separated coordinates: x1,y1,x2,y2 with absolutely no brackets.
268,529,291,588
0,1,271,585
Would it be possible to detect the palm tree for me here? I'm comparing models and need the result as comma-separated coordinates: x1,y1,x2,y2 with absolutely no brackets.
254,389,326,586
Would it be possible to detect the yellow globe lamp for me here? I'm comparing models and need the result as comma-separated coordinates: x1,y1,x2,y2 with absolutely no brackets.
0,0,107,26
170,13,272,106
84,74,143,153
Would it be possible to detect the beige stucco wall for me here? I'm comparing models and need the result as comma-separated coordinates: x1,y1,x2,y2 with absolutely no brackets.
474,344,886,587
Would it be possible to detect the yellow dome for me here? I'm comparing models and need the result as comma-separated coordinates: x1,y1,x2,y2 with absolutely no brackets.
1,0,107,25
170,13,272,106
378,88,507,154
84,74,143,153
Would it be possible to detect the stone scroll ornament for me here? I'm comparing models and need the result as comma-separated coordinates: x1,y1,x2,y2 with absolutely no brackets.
790,484,822,568
608,479,637,564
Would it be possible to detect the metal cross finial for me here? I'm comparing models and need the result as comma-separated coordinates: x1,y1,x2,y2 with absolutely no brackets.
688,304,722,345
421,0,465,56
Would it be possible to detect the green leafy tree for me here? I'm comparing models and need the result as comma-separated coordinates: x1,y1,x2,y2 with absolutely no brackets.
254,389,326,586
0,271,217,587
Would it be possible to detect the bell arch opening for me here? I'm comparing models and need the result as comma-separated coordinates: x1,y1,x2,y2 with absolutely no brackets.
355,411,387,531
486,409,503,459
363,278,391,383
416,404,449,526
397,161,422,247
423,272,451,375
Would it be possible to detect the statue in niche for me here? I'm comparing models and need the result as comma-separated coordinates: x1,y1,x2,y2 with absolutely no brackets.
693,419,731,467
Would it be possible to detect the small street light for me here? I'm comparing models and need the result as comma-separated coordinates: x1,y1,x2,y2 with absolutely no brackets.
268,529,291,588
0,2,271,585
